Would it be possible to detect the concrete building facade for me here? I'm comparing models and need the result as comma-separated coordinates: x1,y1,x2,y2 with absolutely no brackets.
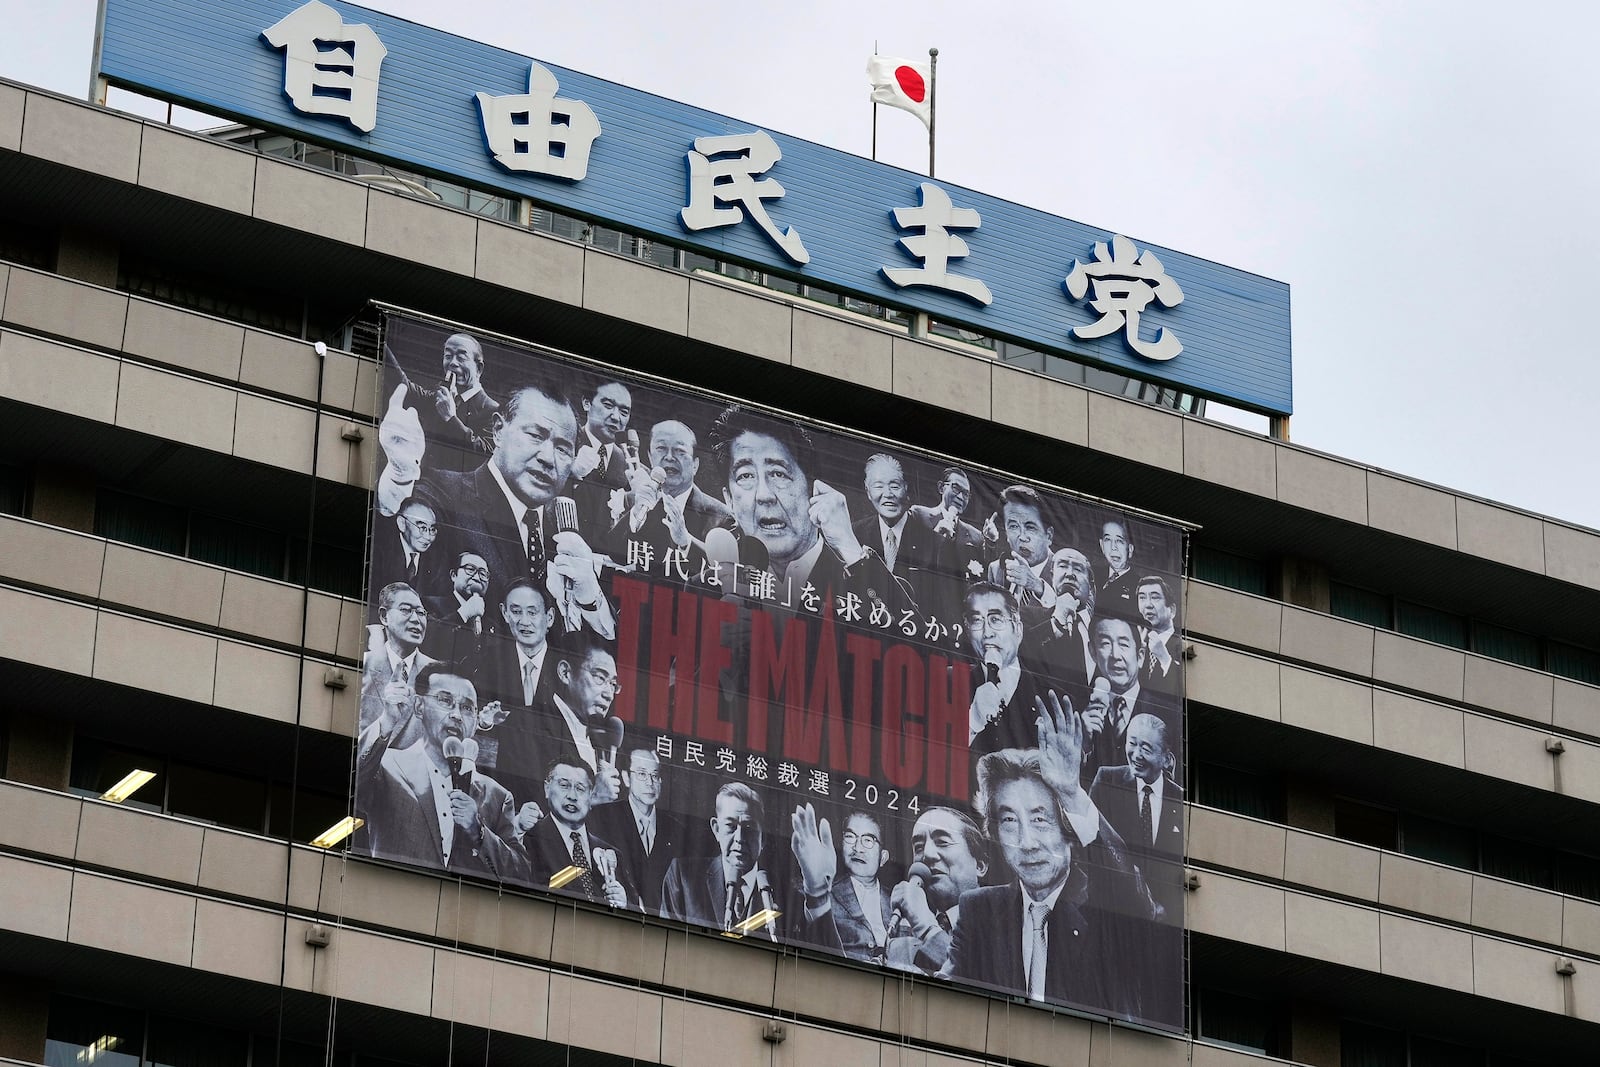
1,80,1598,1066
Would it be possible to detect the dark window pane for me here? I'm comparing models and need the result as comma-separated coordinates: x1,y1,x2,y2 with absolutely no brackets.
1330,582,1391,628
1481,834,1555,890
1549,642,1600,685
1194,762,1282,821
1192,546,1269,596
147,1012,249,1067
1401,815,1477,870
1334,798,1397,851
189,513,286,579
269,781,352,843
96,488,187,555
1395,601,1468,650
1471,622,1541,669
289,538,364,599
1340,1022,1406,1067
0,463,26,515
45,995,144,1067
68,738,164,813
1557,850,1600,902
1410,1035,1485,1067
166,762,268,833
1196,989,1277,1054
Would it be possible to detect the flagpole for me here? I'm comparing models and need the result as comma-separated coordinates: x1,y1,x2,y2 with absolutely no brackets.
872,41,879,161
927,46,938,177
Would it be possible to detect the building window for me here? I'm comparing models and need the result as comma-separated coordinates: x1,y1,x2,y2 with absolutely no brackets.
1470,621,1542,669
1340,1022,1407,1067
1333,798,1398,851
95,488,188,556
0,463,26,515
1193,761,1283,821
1192,546,1269,596
1400,814,1478,870
1193,988,1282,1055
1548,642,1600,685
1330,582,1392,629
44,995,145,1067
1394,601,1468,650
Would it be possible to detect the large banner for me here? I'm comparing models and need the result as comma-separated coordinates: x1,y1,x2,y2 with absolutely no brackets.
355,309,1188,1031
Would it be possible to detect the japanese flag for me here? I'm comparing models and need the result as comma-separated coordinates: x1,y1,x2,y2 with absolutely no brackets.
867,55,932,129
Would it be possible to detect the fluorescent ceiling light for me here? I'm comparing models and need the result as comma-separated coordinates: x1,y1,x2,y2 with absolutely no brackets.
549,865,586,890
723,908,781,937
100,770,156,803
310,816,364,849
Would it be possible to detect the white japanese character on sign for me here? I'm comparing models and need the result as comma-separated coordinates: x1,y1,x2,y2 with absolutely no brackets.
881,182,993,306
1063,234,1185,362
626,539,655,572
655,736,673,761
715,747,737,773
262,0,386,134
662,547,691,581
807,769,830,795
777,762,801,788
680,132,810,264
746,755,769,780
475,62,601,181
685,740,706,766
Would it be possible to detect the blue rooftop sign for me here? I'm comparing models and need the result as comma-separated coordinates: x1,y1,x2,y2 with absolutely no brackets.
97,0,1293,415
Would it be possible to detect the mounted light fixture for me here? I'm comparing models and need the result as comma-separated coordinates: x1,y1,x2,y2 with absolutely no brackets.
100,770,156,804
310,816,364,849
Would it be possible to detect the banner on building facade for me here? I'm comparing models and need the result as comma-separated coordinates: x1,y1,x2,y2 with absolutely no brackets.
354,309,1188,1030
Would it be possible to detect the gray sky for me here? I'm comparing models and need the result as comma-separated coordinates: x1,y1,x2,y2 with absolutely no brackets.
5,0,1597,530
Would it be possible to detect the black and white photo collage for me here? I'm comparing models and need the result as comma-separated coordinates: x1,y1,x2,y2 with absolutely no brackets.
354,311,1186,1030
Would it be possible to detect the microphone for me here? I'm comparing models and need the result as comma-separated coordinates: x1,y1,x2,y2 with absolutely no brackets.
625,428,641,466
649,466,667,489
442,736,478,792
552,495,627,574
445,370,457,397
887,861,934,940
751,869,780,937
587,715,625,767
984,660,1002,686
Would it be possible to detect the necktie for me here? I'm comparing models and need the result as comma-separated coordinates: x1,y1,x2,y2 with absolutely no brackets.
639,816,653,855
1111,696,1128,737
526,509,545,577
1140,783,1155,844
522,658,537,706
936,910,953,934
1026,901,1050,1000
570,831,598,899
406,552,418,582
398,658,409,684
724,881,743,931
883,529,898,573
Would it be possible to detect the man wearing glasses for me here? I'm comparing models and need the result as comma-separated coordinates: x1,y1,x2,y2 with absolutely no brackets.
423,552,491,663
370,497,442,615
826,811,895,961
1097,517,1139,609
354,662,529,882
588,745,690,912
360,583,438,746
523,755,637,906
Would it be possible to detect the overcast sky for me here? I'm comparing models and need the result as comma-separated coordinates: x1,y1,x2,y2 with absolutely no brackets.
4,0,1597,530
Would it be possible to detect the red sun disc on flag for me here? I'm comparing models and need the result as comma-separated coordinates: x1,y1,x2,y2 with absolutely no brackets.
895,66,926,103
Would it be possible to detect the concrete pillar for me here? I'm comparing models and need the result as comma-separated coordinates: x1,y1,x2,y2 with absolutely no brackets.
4,715,73,790
55,227,120,288
29,465,97,534
1278,556,1330,614
0,975,50,1063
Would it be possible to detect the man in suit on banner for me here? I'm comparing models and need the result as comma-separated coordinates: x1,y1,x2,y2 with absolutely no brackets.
612,419,733,575
360,583,438,745
588,745,693,913
943,701,1159,1023
354,663,528,883
568,380,635,537
1136,576,1182,696
522,754,636,906
986,486,1057,622
375,382,615,640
